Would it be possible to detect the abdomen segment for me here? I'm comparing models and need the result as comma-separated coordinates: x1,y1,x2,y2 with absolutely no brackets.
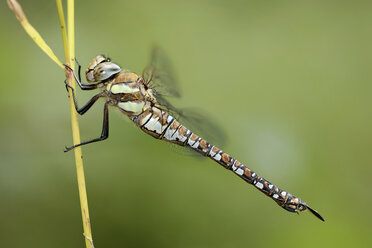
132,107,324,221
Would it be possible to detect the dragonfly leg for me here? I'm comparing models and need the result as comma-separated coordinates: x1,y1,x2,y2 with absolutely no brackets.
64,64,101,90
64,80,105,115
74,57,82,83
64,102,110,152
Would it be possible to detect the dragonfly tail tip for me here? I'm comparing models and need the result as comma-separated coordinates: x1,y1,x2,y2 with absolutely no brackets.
307,206,325,222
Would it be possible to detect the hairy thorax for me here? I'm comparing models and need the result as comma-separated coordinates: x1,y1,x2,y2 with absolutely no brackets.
105,71,155,115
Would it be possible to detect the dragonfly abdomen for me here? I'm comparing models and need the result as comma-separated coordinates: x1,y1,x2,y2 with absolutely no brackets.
132,106,324,220
132,106,184,140
192,139,324,220
134,107,295,205
186,133,296,206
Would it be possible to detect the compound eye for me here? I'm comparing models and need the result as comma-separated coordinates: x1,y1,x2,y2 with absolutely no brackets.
85,69,93,82
86,55,108,82
92,62,121,81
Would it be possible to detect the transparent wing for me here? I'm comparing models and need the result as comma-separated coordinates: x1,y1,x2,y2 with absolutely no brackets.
176,108,228,148
161,106,228,157
142,46,181,98
142,46,227,153
156,101,227,149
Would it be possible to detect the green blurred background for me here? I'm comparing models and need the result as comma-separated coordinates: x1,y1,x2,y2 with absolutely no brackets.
1,0,371,247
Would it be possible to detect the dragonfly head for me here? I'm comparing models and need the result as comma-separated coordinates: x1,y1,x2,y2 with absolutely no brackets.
86,55,121,82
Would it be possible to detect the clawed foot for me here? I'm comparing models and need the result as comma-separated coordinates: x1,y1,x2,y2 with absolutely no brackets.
64,145,74,153
63,63,73,71
64,79,74,94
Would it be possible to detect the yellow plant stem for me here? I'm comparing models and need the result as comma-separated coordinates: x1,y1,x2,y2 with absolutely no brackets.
8,0,93,247
56,0,69,62
7,0,64,69
57,0,94,247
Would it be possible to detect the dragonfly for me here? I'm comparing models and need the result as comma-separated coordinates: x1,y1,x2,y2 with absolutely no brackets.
63,49,324,221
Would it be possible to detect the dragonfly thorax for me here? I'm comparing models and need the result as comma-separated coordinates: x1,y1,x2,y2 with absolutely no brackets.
104,72,154,116
86,55,121,83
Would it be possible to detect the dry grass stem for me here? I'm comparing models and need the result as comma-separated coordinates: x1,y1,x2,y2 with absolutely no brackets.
8,0,94,247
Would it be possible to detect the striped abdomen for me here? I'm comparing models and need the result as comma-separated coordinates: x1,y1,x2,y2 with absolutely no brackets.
132,106,323,220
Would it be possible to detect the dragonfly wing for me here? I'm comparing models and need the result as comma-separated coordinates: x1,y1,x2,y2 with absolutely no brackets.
142,46,181,98
156,102,227,149
142,47,226,154
177,108,228,148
